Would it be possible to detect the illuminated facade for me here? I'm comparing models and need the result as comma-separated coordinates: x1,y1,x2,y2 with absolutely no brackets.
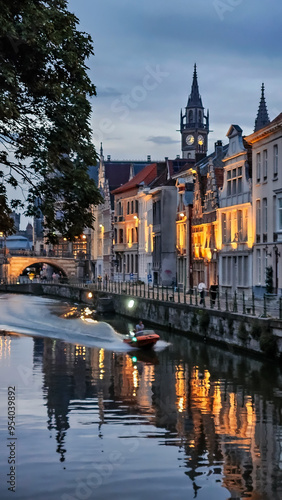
191,141,226,288
217,125,253,295
112,162,161,282
246,112,282,296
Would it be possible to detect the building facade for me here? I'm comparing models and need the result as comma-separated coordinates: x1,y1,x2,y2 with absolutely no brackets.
217,125,253,296
246,112,282,296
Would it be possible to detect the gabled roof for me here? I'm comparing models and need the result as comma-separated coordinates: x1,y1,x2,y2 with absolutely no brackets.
111,162,160,194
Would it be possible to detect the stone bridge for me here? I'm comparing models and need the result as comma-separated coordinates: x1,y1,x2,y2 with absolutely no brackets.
7,256,80,279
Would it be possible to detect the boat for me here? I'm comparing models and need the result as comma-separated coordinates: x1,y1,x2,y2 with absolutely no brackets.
123,330,160,350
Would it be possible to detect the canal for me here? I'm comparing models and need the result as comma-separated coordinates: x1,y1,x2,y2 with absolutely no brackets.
0,294,282,500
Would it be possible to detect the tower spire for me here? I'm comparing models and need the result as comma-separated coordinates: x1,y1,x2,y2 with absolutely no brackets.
254,83,270,132
187,63,203,108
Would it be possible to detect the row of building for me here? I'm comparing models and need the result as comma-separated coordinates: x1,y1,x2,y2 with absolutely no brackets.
34,66,282,297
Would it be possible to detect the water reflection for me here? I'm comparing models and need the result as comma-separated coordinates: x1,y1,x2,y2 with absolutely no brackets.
27,326,282,500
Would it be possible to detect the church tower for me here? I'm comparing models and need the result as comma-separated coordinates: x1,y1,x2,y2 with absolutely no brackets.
180,64,209,159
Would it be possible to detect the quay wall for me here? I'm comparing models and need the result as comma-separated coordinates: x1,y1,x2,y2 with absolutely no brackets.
1,283,282,359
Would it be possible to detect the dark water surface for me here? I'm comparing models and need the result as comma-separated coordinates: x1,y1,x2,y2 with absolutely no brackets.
0,294,282,500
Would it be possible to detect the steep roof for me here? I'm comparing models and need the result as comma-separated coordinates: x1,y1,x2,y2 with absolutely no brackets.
187,64,203,108
111,162,159,194
254,83,270,132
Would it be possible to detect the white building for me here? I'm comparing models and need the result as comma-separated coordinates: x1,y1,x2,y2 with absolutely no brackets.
217,125,253,296
246,112,282,296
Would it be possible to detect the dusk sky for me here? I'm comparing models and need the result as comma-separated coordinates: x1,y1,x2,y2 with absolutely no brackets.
68,0,282,161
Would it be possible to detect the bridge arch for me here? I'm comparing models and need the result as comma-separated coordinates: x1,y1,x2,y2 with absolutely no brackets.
8,256,78,280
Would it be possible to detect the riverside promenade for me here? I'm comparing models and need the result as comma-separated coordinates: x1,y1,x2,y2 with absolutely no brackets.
1,279,282,360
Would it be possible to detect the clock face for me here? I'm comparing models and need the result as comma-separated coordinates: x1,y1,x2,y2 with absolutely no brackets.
198,134,204,146
186,134,194,145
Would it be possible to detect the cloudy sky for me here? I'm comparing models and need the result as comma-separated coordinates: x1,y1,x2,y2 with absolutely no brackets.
68,0,282,161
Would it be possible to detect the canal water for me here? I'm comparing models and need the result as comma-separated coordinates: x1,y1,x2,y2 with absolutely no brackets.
0,294,282,500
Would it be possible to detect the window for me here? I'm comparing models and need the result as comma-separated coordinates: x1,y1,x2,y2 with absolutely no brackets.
135,200,138,214
263,149,268,179
278,198,282,231
119,228,123,243
222,213,227,243
127,202,130,214
227,171,231,197
135,254,138,274
262,198,267,233
131,201,134,214
238,210,243,240
256,200,261,235
274,145,278,177
257,249,261,284
256,152,261,182
227,167,243,196
189,110,193,123
227,213,231,242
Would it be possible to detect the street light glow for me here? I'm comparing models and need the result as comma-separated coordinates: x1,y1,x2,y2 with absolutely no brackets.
128,299,135,309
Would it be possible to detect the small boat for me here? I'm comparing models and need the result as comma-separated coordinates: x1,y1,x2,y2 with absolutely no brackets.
123,330,160,350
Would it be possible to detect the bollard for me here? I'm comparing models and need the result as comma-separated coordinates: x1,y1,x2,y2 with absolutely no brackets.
217,288,220,310
252,292,256,316
225,289,229,311
233,291,238,313
262,294,267,318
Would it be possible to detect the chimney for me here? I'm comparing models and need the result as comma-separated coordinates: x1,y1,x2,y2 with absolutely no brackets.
147,155,151,162
107,155,111,161
215,140,223,156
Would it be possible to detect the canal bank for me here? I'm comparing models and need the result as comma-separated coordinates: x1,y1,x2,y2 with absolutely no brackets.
1,282,282,359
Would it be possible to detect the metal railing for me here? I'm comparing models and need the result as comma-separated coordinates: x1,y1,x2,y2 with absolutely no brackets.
1,279,282,320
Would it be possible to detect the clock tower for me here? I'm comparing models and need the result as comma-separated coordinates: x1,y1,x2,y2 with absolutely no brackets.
180,64,209,159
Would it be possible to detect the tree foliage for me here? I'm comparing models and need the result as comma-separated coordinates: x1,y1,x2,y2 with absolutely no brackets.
0,0,103,242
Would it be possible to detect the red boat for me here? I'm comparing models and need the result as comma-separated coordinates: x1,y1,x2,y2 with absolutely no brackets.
123,330,160,350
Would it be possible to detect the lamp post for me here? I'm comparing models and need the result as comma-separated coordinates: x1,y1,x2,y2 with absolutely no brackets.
134,215,139,281
273,244,280,294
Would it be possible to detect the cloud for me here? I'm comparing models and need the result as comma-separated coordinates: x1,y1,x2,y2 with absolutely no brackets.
97,87,122,98
147,136,179,145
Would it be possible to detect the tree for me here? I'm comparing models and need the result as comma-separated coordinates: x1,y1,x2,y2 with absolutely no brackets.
0,0,103,243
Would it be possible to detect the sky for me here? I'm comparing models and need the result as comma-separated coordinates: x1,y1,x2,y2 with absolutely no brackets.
67,0,282,161
15,0,282,228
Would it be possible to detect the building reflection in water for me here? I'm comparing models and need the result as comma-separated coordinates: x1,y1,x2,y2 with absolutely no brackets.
33,333,282,499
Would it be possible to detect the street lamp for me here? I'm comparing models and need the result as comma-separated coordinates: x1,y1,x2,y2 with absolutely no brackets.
134,216,139,280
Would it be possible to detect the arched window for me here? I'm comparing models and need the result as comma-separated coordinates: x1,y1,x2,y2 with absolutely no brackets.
198,111,202,123
189,110,193,123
